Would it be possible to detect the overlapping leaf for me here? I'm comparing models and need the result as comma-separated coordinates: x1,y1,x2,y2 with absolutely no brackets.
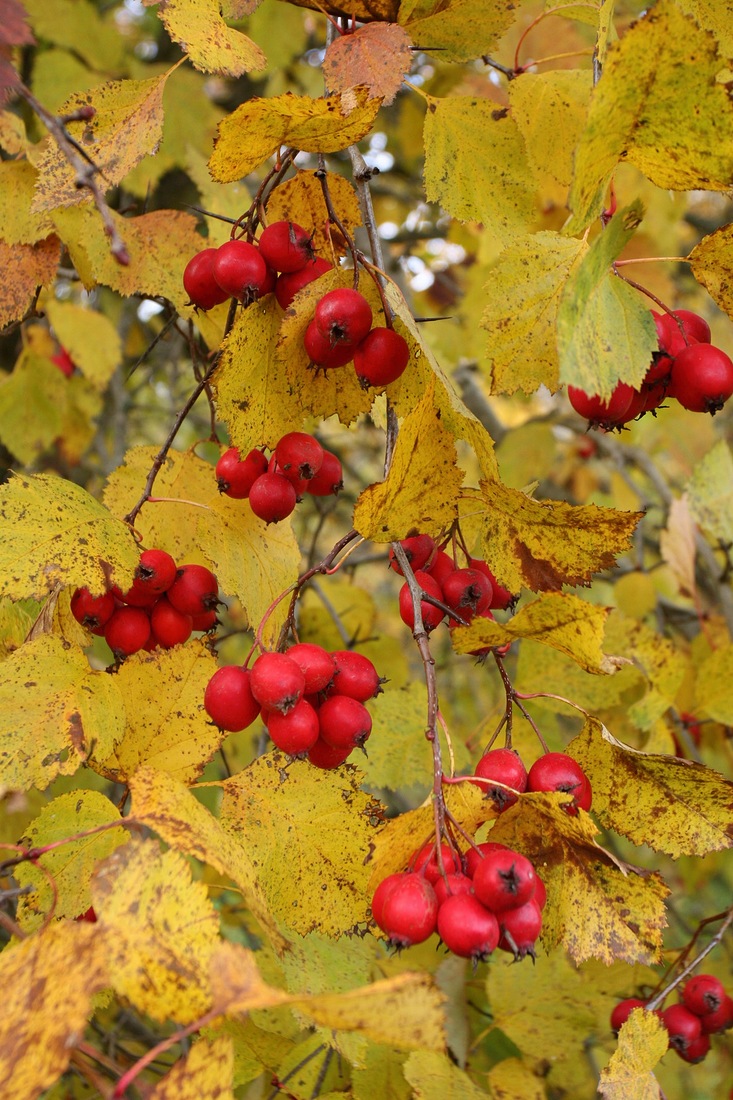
323,23,412,104
599,1008,668,1100
401,0,517,62
44,299,121,391
265,170,362,259
148,1037,236,1100
156,0,265,76
687,439,733,545
0,236,60,330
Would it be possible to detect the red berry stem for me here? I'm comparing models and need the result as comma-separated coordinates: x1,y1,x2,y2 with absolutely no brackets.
645,905,733,1013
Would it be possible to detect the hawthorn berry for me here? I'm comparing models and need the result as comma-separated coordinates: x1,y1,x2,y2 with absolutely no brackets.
330,650,382,702
567,381,635,427
662,1003,702,1054
215,447,268,499
266,698,320,755
275,257,332,310
471,748,528,810
51,347,75,377
432,872,474,906
133,548,177,596
353,327,410,388
398,570,445,632
191,609,219,632
527,752,592,814
677,1033,711,1063
212,239,268,303
497,897,543,959
307,737,353,769
183,249,230,311
274,432,324,481
389,535,436,575
167,564,219,616
669,343,733,414
104,606,151,658
150,597,193,649
249,651,305,715
304,449,343,496
248,472,298,523
610,998,647,1033
700,994,733,1034
411,840,460,883
463,841,508,879
70,587,116,631
286,642,337,693
370,873,403,927
375,872,438,947
467,559,515,611
204,666,260,732
258,221,313,273
437,894,500,960
472,847,537,912
317,694,372,751
682,974,726,1017
441,567,492,622
303,319,357,369
315,288,373,346
425,550,456,587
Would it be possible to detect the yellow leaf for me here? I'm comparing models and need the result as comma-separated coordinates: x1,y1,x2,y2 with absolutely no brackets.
44,300,121,391
0,597,33,660
298,581,378,652
15,790,128,930
690,221,733,322
659,494,697,598
453,593,617,674
210,941,292,1014
265,170,362,260
0,635,126,793
0,159,53,243
148,1037,235,1100
0,921,109,1096
93,642,222,784
157,0,265,75
0,348,69,465
285,0,399,20
31,73,172,212
129,766,288,954
0,109,28,156
423,96,536,242
695,642,733,724
687,439,733,546
219,754,383,937
0,472,138,600
323,23,413,105
490,794,669,964
599,1007,668,1100
509,70,592,203
403,1051,485,1099
482,231,587,396
92,837,220,1023
209,88,381,182
570,717,733,857
606,613,688,730
568,0,733,230
487,1058,545,1100
354,378,463,542
400,0,517,62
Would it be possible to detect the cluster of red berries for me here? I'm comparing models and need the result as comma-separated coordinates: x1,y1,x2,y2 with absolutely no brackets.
204,645,383,768
71,552,219,659
612,974,733,1064
215,431,343,524
372,836,545,962
568,309,733,429
471,748,592,816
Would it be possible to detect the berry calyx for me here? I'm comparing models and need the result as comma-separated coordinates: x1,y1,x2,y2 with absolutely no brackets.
304,449,343,496
274,432,324,482
70,587,116,631
258,221,313,273
662,1003,702,1054
699,994,733,1034
472,847,537,912
304,319,357,369
441,567,492,622
497,897,543,959
314,288,373,346
266,698,320,755
471,748,528,811
133,548,177,596
167,564,219,616
682,974,726,1017
204,666,261,732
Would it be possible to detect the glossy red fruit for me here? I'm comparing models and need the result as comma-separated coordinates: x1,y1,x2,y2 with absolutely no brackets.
267,698,320,755
700,993,733,1034
389,535,436,575
70,587,116,630
682,974,726,1017
567,381,635,427
183,249,230,311
204,666,260,732
441,567,492,622
250,651,305,715
303,319,357,369
315,288,373,346
167,564,219,616
133,548,178,596
330,650,382,702
353,327,410,388
304,449,343,496
191,609,219,632
467,559,515,611
248,472,298,523
669,343,733,413
317,694,372,750
398,570,445,632
215,447,268,499
119,582,159,608
662,1003,702,1054
258,221,313,273
275,257,333,310
433,872,474,907
307,737,352,769
677,1033,711,1063
527,752,592,814
150,597,193,649
370,873,403,927
104,606,151,658
472,848,537,912
438,894,500,959
471,748,528,811
286,642,337,693
534,874,547,911
411,840,460,884
463,841,508,879
497,897,543,958
212,239,268,303
612,386,646,426
610,998,647,1033
376,872,438,947
655,308,710,356
51,347,75,377
274,432,324,481
641,379,668,412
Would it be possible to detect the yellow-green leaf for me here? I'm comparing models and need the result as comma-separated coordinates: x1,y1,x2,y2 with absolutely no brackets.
606,613,688,730
156,0,265,76
0,159,53,244
509,70,592,202
599,1007,668,1100
148,1037,235,1100
22,0,126,72
690,221,733,321
209,88,381,182
0,349,69,465
404,1051,486,1099
400,0,517,62
695,642,733,724
687,439,733,546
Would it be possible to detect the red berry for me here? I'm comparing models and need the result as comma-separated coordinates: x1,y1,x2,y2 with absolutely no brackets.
303,450,343,496
330,650,382,702
303,319,356,369
315,288,373,346
248,472,298,523
258,221,313,273
274,432,324,481
425,549,456,587
215,447,268,499
527,752,592,814
677,1033,711,1063
119,583,159,608
51,348,75,377
411,840,460,884
183,249,230,311
437,893,500,959
204,666,261,732
467,559,515,611
307,737,352,769
191,609,219,632
134,548,178,596
398,570,445,632
610,998,647,1033
611,386,646,426
376,872,438,947
75,906,97,923
655,309,710,356
275,257,333,310
212,239,268,303
463,841,508,879
266,698,320,755
497,897,543,959
167,564,219,616
150,597,193,649
669,343,733,414
662,1003,702,1054
353,327,410,388
389,535,436,575
433,872,474,907
370,873,403,927
70,587,116,631
286,642,337,693
567,381,635,427
441,567,492,622
471,748,528,811
250,651,305,715
104,606,151,658
682,974,726,1017
317,694,372,751
472,847,537,912
700,993,733,1034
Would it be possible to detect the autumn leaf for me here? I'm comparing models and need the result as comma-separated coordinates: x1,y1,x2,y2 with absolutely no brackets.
695,642,733,724
687,439,733,546
599,1008,668,1100
323,23,413,105
0,236,60,329
209,88,381,182
44,299,121,391
266,170,362,260
690,222,733,321
509,70,592,204
404,1051,487,1099
148,1037,236,1100
0,348,70,465
156,0,265,76
0,159,53,244
605,613,688,730
400,0,517,63
659,494,697,598
0,0,32,103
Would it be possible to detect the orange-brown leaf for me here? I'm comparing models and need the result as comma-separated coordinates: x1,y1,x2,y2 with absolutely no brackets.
0,236,60,328
323,23,413,105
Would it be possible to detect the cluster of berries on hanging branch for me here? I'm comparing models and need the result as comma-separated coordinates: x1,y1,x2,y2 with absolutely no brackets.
71,552,219,659
372,836,546,962
215,431,343,524
204,644,384,768
470,748,592,816
391,534,515,653
568,309,733,431
611,974,733,1065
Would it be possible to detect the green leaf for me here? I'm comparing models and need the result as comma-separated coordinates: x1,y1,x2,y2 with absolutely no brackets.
687,439,733,545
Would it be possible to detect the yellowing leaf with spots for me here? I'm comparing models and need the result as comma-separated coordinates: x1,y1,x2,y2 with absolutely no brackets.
423,96,536,242
148,1037,235,1100
0,472,138,600
452,593,617,674
219,753,384,937
0,921,109,1097
15,790,127,930
401,0,517,62
265,171,362,259
31,73,172,211
487,1058,545,1100
509,70,592,204
404,1051,486,1098
157,0,265,76
568,0,733,230
688,439,733,546
353,378,463,542
690,222,733,322
0,348,70,465
482,231,587,396
599,1007,668,1100
93,643,222,784
0,635,126,793
210,942,292,1014
490,793,669,964
209,88,381,182
44,300,121,391
695,642,733,724
0,159,53,243
604,613,688,730
92,837,220,1023
129,766,287,954
323,23,412,105
569,717,733,857
0,237,61,329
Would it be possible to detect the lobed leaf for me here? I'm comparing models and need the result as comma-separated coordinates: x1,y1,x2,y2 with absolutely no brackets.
400,0,517,62
147,1036,236,1100
323,23,413,105
599,1008,668,1100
